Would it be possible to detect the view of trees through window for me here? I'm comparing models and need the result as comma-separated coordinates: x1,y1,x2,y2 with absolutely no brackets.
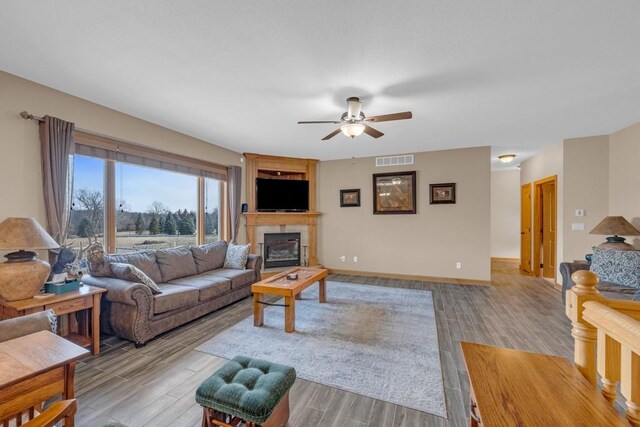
67,156,221,254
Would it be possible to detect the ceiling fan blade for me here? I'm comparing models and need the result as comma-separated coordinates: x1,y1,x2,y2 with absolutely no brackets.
363,125,384,138
321,128,342,140
365,111,413,123
298,120,341,124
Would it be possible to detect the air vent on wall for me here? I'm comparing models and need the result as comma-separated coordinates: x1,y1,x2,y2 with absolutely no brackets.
375,154,414,167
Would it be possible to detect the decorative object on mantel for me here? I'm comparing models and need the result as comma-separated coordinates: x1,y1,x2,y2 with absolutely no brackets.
373,171,417,215
429,183,456,205
0,217,60,301
589,216,640,251
340,189,360,207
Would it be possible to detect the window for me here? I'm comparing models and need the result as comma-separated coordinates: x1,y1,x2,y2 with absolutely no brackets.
68,155,105,247
205,178,222,244
72,131,229,253
115,163,198,253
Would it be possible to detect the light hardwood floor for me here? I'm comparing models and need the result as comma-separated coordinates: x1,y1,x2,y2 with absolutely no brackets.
75,261,573,426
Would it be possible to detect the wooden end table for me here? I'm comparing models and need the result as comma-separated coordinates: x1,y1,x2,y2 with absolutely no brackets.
252,267,328,333
461,341,628,426
0,285,107,355
0,330,88,425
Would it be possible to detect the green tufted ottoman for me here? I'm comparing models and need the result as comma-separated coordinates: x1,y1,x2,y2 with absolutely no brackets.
196,355,296,427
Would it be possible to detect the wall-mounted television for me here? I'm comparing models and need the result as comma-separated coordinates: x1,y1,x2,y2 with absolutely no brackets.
256,178,309,212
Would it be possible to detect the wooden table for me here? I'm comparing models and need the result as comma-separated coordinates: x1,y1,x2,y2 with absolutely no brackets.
461,342,628,427
252,267,328,333
0,285,107,355
0,330,88,425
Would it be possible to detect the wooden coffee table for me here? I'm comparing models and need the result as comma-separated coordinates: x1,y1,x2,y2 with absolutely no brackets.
252,267,328,333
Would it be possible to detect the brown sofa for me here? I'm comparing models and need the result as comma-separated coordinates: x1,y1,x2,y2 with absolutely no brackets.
82,241,262,347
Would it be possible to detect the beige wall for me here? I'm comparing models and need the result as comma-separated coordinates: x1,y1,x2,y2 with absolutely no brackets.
490,170,520,259
563,135,610,260
0,71,246,244
521,141,563,278
609,121,640,248
317,147,491,281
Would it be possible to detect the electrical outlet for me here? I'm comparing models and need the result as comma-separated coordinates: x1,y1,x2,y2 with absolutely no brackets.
353,256,358,263
456,262,462,269
340,256,346,262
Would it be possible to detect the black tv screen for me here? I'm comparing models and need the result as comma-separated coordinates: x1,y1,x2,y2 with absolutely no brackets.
256,178,309,212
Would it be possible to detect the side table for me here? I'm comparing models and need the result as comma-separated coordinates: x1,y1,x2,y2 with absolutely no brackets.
0,285,107,355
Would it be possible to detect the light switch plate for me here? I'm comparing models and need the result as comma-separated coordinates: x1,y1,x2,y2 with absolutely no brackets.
572,223,585,231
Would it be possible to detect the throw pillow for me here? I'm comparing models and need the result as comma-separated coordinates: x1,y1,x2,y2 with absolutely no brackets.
223,243,251,270
87,243,111,277
190,241,228,273
590,247,640,289
106,251,163,284
110,263,162,294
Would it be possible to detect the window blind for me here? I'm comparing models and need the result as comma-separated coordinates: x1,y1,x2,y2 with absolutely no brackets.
74,130,228,181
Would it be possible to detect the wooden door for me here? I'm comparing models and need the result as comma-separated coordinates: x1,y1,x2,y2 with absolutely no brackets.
541,181,556,278
520,184,533,274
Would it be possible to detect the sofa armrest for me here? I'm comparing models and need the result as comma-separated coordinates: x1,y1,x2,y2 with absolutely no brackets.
82,275,153,306
247,254,263,280
0,310,57,343
560,262,591,304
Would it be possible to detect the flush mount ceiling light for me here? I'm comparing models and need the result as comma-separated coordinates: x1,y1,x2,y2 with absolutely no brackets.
498,154,516,163
340,123,365,139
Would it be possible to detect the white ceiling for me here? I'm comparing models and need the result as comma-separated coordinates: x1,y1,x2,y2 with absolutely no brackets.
2,1,640,170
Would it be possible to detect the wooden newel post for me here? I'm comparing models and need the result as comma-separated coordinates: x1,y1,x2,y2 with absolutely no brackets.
566,270,601,385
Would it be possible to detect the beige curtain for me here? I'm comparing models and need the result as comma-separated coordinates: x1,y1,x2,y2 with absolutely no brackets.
228,165,242,243
40,116,75,244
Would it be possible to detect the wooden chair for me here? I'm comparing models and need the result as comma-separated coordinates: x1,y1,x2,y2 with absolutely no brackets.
2,400,76,427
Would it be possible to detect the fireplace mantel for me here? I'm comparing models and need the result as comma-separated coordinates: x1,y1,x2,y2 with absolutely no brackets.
244,211,321,266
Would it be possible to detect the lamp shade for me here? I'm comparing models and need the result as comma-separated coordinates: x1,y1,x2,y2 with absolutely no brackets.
589,216,640,237
340,123,365,138
0,218,59,251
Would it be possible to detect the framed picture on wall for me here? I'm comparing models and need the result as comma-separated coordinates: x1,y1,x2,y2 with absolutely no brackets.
340,189,361,207
429,183,456,204
372,171,417,214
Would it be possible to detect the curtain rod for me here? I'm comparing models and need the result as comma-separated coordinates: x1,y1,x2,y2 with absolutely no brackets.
20,111,93,135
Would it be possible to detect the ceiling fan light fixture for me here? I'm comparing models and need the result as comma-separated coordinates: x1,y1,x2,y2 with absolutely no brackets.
498,154,516,163
340,123,365,139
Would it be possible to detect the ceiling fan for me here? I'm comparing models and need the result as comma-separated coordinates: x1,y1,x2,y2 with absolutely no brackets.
298,97,412,140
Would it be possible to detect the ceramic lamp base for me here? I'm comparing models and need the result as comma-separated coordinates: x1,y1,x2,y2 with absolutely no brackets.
0,258,50,301
598,241,636,251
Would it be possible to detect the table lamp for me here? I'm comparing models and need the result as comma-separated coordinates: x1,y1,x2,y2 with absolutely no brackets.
589,216,640,251
0,217,59,301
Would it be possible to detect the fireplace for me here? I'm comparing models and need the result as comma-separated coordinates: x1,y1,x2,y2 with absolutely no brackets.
263,233,301,268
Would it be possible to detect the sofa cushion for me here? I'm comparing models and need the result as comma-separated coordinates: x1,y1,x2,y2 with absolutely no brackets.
190,241,228,273
223,243,251,269
110,263,162,294
210,268,255,290
155,246,198,282
169,274,231,301
153,284,200,314
590,247,640,288
107,252,163,284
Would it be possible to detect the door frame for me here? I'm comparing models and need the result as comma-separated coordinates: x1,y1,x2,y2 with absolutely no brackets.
520,183,533,275
533,175,557,279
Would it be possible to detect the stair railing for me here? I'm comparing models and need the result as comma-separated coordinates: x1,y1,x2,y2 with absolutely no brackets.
566,270,640,427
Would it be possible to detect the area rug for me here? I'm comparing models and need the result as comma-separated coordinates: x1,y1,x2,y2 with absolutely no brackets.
196,281,447,417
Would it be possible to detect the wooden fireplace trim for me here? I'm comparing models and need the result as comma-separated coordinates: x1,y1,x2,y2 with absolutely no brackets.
243,153,321,267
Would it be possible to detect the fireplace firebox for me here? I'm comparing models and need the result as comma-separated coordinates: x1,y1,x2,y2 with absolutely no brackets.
263,233,301,268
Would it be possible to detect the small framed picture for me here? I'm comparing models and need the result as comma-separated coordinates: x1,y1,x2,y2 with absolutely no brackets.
340,189,361,207
373,171,417,214
430,183,456,204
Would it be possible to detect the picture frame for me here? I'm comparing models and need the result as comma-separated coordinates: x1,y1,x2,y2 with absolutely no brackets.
340,189,361,207
372,171,417,215
429,183,456,204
